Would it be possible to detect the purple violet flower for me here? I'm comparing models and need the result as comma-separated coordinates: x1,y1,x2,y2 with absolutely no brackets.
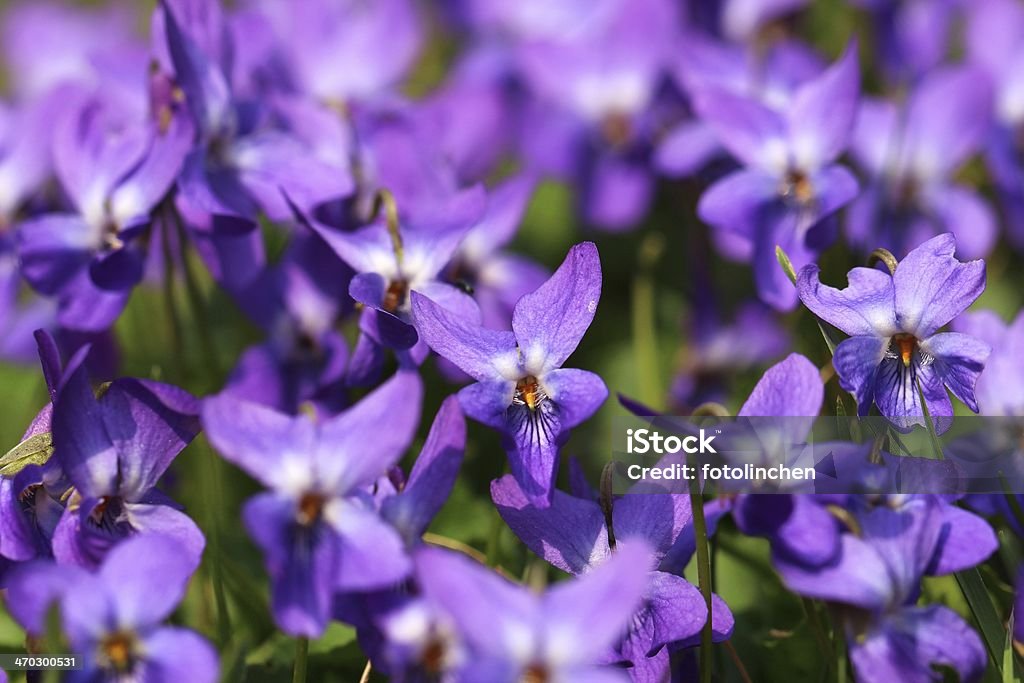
798,233,989,431
966,0,1024,250
694,42,860,310
492,475,734,680
847,67,996,260
251,0,423,105
412,242,606,507
17,75,194,332
6,533,218,683
222,231,353,414
202,371,423,636
414,540,653,682
776,496,990,683
49,349,205,569
514,0,679,230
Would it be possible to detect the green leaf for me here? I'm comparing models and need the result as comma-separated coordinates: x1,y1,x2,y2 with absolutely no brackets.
956,568,1007,679
815,321,841,355
775,245,798,285
0,432,53,477
310,623,356,655
1002,616,1015,683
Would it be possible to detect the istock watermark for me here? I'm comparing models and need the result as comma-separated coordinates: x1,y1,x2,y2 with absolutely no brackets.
625,428,718,454
596,414,1024,496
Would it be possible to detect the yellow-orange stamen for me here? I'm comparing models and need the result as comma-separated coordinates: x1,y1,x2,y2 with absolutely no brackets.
892,333,916,367
297,492,326,526
100,631,136,672
516,376,541,411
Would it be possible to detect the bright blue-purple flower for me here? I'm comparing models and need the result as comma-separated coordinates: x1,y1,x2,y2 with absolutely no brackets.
492,475,734,680
798,233,989,431
848,67,995,260
0,331,80,567
694,42,860,309
414,540,652,682
776,496,990,683
202,371,423,636
49,349,205,569
327,397,466,678
6,533,218,683
726,353,844,566
294,185,485,384
412,242,606,507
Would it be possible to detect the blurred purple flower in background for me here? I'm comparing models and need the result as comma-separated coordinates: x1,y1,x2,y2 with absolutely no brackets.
694,43,860,309
847,67,995,259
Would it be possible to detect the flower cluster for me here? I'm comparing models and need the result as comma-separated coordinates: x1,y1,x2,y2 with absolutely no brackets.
1,1,1024,682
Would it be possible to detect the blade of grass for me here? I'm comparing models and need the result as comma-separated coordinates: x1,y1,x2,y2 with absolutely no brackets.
956,567,1007,678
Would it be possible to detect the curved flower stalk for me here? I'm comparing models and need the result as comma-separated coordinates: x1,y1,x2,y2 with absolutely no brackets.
6,533,218,683
798,233,989,432
413,242,607,507
202,370,423,636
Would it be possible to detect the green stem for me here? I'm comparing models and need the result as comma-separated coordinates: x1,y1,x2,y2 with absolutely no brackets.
687,461,714,683
159,210,185,375
204,441,232,646
292,637,309,683
915,382,945,459
801,598,832,676
632,234,665,407
485,505,504,567
171,206,222,380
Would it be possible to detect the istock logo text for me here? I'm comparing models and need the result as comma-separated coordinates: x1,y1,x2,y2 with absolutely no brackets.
625,428,717,454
